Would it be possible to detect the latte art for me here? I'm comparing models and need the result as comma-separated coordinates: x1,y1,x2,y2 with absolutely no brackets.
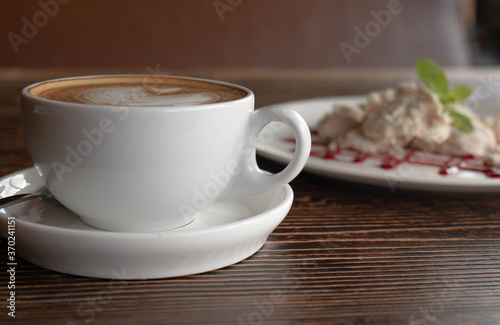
28,76,247,106
74,86,224,106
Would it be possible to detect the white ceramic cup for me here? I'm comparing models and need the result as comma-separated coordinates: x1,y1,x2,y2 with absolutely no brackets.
21,75,311,232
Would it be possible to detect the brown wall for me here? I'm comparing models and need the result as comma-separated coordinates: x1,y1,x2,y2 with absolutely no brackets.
1,0,472,69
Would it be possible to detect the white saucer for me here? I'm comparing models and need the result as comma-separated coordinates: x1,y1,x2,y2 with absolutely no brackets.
0,168,293,279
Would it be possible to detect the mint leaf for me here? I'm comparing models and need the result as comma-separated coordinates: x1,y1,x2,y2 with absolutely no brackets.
443,106,474,133
446,85,472,103
415,58,474,133
439,93,455,104
415,58,448,96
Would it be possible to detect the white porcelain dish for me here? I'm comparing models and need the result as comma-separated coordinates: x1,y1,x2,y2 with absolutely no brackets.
257,96,500,192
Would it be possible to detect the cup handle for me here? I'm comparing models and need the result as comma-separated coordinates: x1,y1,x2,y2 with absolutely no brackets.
218,106,311,201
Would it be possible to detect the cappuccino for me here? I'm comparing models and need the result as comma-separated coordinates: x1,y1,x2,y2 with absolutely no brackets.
22,74,311,232
28,75,247,106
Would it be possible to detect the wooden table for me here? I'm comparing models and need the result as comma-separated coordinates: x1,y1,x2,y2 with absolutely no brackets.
1,68,500,325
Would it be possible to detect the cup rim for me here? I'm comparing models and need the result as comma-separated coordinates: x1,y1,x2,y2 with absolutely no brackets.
21,74,254,110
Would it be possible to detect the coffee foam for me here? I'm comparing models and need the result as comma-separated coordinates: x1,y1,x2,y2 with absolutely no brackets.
28,76,247,106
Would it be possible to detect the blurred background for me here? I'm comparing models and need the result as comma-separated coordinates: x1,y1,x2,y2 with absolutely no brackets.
1,0,499,70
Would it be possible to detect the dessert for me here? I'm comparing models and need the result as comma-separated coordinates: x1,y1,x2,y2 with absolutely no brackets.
317,59,500,166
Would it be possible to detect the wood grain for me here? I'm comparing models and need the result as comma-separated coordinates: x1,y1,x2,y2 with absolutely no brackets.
1,69,500,325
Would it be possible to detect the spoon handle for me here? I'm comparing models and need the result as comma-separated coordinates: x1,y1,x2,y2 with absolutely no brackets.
0,193,49,208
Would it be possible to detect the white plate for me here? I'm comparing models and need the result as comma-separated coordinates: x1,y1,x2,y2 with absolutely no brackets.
0,168,293,279
257,96,500,192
